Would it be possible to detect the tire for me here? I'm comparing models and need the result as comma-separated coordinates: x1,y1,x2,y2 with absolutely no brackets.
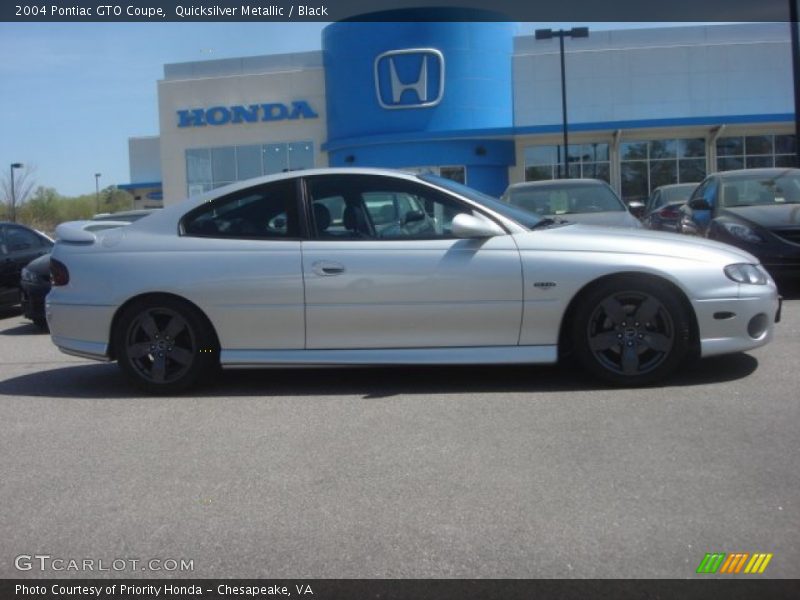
571,277,691,386
32,317,49,331
113,296,219,394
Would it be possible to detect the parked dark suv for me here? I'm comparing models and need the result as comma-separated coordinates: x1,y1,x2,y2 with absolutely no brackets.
0,222,53,309
679,168,800,278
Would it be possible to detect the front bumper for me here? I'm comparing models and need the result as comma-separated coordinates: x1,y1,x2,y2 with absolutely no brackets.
693,289,780,358
20,281,49,322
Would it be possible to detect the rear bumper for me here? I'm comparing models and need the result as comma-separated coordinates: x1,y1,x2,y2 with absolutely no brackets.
46,301,114,361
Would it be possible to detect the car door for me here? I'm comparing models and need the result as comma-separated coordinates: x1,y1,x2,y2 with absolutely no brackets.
300,173,523,349
178,178,305,350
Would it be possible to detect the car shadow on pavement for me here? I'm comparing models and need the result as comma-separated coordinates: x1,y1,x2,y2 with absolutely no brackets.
0,321,47,336
0,353,758,399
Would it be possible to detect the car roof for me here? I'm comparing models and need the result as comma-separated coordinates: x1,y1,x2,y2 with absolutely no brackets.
506,179,607,190
193,167,423,199
716,168,800,180
654,182,699,190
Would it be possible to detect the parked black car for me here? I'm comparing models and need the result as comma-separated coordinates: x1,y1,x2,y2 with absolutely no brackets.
642,182,699,231
0,222,53,310
679,168,800,278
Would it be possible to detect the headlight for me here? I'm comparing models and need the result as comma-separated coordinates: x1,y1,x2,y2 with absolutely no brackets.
724,263,768,285
721,221,764,243
21,268,46,284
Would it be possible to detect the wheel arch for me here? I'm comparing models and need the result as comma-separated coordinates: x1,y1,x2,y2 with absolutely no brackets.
108,292,220,361
557,271,700,361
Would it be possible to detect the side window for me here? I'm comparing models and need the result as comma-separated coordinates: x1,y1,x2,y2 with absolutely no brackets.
5,226,42,252
305,175,475,240
703,179,718,205
181,180,298,239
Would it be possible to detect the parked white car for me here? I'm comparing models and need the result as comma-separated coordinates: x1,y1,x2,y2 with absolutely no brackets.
47,168,780,393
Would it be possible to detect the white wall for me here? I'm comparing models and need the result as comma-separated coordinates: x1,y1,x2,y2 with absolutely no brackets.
128,136,161,184
513,23,794,128
158,52,328,204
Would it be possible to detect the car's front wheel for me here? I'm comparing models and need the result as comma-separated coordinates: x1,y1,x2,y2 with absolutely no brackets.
571,278,691,386
113,296,219,394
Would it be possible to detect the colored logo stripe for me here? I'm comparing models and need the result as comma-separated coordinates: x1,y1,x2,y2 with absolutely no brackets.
719,553,749,573
697,553,726,574
696,552,773,574
744,553,773,574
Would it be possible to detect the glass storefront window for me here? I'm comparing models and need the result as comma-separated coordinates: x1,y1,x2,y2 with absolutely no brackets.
263,144,288,175
236,145,262,180
744,136,773,155
287,142,315,171
619,137,706,202
717,134,795,171
524,143,611,183
186,141,315,196
211,147,236,187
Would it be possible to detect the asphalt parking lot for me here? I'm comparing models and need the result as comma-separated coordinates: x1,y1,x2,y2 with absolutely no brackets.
0,296,798,579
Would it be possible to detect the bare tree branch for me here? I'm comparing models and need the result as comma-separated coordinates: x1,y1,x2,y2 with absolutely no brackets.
1,164,37,222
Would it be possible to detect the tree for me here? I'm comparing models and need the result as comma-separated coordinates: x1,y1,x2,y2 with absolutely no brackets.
18,186,62,230
0,164,36,222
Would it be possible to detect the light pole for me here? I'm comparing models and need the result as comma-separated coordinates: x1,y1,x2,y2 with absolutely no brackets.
9,162,23,223
94,173,102,213
535,27,589,179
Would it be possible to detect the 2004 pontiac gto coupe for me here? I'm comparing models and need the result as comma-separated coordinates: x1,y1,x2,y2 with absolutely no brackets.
46,169,780,393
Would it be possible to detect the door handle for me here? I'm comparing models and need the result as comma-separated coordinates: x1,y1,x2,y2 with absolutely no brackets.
311,261,346,276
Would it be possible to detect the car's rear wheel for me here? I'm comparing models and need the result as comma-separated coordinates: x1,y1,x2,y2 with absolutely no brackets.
571,278,691,386
113,296,218,394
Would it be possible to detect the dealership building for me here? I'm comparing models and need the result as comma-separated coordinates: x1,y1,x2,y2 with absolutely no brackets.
122,20,796,207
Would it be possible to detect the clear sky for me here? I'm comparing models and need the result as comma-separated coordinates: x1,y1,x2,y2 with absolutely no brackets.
0,22,717,197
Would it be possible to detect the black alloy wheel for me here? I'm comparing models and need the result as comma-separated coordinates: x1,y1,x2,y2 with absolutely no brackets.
572,278,691,386
114,297,218,394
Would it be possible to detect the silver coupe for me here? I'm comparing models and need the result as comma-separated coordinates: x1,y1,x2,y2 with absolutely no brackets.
47,168,780,393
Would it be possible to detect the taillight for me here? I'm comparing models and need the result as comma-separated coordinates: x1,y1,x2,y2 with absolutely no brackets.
50,259,70,286
659,205,681,219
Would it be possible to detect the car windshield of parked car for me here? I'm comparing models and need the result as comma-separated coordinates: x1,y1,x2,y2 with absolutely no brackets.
662,184,698,204
506,182,625,216
418,174,544,229
720,171,800,207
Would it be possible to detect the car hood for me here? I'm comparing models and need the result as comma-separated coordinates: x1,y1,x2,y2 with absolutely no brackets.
548,211,641,228
513,223,759,265
719,204,800,228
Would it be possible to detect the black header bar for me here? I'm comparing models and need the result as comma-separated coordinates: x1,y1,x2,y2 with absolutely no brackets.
1,0,794,22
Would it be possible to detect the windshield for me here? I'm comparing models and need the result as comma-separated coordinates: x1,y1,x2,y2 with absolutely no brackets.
719,171,800,207
662,184,698,204
505,181,625,216
418,174,545,229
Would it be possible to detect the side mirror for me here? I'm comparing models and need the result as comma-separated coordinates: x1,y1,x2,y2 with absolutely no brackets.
627,201,645,219
451,213,505,238
689,198,711,211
